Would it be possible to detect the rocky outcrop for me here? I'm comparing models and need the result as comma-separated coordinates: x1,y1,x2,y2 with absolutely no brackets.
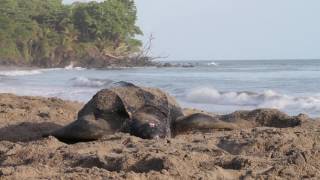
0,46,157,69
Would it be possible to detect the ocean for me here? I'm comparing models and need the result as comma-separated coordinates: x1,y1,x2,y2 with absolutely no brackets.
0,60,319,117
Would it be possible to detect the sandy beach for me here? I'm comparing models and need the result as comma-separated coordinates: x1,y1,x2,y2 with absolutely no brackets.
1,0,319,179
0,93,319,179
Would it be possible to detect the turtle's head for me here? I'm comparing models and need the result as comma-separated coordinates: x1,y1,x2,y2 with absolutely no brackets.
129,112,167,139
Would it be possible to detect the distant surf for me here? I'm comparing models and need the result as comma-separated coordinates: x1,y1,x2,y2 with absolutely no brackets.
186,87,320,115
70,77,113,88
0,69,44,76
207,61,219,66
64,62,86,70
0,66,86,77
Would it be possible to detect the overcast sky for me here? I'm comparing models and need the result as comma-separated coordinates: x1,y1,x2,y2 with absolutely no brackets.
64,0,320,60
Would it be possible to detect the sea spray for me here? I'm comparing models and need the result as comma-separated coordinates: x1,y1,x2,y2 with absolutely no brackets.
186,87,320,114
65,62,86,71
0,70,43,76
70,77,113,88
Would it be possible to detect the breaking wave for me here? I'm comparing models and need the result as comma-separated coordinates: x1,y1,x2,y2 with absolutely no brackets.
207,61,219,66
64,62,86,70
0,69,44,76
0,65,85,77
0,68,62,76
186,87,320,114
70,77,113,88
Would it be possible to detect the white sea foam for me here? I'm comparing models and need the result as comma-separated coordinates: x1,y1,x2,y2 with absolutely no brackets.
186,87,320,114
0,70,44,76
64,62,86,70
207,61,219,66
0,67,66,76
70,77,113,88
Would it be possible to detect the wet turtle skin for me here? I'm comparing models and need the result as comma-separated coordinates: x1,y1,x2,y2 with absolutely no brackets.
49,82,184,142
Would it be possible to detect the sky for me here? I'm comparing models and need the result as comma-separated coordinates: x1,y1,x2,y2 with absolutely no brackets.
64,0,320,60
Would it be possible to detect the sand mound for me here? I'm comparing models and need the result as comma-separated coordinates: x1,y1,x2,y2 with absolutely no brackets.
0,94,320,179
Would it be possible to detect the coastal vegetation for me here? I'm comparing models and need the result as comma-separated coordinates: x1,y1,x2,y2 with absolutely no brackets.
0,0,149,68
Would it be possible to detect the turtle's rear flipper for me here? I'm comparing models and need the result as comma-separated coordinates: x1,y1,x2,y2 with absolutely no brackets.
44,117,112,144
172,113,238,136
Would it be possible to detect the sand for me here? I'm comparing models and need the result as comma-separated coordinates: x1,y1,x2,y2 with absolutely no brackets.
0,93,320,179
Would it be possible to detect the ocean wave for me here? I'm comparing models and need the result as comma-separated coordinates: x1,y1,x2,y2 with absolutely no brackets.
64,63,86,70
70,77,113,88
0,67,66,76
207,61,219,66
0,69,44,76
186,87,320,113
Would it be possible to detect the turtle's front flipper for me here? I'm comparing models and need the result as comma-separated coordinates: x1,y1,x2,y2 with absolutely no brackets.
172,113,238,136
46,115,113,143
46,88,130,143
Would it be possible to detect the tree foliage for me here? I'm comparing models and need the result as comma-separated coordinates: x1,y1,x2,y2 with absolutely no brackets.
0,0,142,66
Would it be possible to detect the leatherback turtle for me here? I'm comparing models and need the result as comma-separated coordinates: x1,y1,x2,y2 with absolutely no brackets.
50,82,184,142
49,82,305,143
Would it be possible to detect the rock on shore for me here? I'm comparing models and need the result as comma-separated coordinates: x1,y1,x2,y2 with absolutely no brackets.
0,93,320,179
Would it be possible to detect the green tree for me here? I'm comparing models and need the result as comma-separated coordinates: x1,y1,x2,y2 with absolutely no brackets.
0,0,143,67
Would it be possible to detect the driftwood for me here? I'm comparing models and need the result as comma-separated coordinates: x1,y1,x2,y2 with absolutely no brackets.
134,34,168,61
102,34,168,63
103,53,121,60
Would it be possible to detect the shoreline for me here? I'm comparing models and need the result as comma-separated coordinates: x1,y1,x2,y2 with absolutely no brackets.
0,56,161,70
0,90,318,119
0,60,203,70
0,65,41,71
